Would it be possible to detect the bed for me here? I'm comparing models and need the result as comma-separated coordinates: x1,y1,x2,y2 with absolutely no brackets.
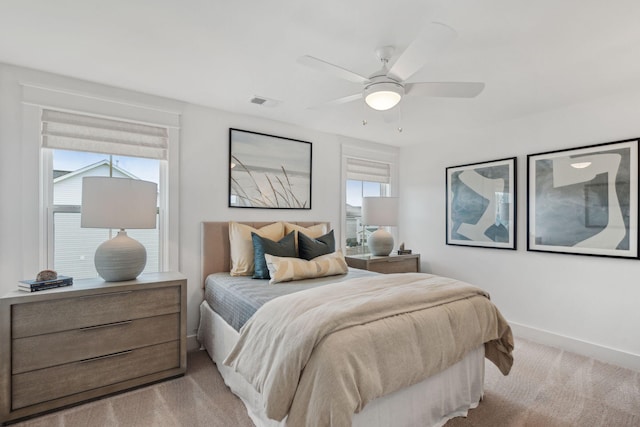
197,221,513,427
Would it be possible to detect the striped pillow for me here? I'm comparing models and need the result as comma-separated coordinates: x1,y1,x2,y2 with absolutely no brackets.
264,250,348,284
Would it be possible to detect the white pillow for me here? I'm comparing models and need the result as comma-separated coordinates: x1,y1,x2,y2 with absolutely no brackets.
229,222,284,276
264,250,348,284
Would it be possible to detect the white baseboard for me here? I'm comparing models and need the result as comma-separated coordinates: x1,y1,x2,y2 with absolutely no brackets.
509,321,640,372
187,334,200,352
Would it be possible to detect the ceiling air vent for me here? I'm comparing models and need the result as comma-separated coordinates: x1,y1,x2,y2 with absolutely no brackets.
249,95,280,107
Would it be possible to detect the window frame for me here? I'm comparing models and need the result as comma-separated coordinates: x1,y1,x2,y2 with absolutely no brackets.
341,143,399,254
43,150,166,276
345,178,391,254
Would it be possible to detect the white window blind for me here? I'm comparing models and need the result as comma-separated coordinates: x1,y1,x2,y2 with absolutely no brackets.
41,109,168,160
346,157,391,183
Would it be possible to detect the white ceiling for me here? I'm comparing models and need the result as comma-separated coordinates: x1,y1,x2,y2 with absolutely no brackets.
2,0,640,146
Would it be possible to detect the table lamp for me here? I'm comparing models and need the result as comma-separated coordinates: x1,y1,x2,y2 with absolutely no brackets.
362,196,399,256
81,177,158,281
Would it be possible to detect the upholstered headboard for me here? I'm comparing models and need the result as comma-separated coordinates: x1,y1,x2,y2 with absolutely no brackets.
201,221,330,287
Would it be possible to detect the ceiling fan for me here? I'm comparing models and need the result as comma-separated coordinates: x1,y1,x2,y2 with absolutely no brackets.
298,22,485,111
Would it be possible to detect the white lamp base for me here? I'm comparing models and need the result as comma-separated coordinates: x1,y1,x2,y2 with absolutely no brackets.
95,230,147,282
368,228,394,256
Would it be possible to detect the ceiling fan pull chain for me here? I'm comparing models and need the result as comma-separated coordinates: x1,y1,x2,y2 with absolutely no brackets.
397,105,403,133
362,98,368,126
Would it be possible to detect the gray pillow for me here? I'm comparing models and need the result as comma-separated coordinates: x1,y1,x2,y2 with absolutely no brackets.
252,232,296,279
298,230,335,260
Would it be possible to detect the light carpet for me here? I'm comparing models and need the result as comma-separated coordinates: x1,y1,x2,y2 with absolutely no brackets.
12,338,640,426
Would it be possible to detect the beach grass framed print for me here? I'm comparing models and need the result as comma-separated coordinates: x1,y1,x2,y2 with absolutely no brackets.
446,157,517,249
229,128,312,209
527,138,638,258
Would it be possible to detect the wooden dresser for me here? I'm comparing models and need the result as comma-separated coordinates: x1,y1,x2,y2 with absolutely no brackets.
0,272,187,425
345,253,421,274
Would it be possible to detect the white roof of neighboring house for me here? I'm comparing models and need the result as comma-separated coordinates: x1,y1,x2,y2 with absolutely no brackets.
53,159,139,183
346,203,362,218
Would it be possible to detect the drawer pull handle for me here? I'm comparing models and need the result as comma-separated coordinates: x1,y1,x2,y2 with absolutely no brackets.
79,350,133,363
79,291,133,299
80,320,132,331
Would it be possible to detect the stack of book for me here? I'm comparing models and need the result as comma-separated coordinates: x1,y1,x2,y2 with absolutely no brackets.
18,276,73,292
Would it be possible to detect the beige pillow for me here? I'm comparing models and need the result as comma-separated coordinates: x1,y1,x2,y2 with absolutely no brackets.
264,250,348,284
229,222,284,276
283,222,328,251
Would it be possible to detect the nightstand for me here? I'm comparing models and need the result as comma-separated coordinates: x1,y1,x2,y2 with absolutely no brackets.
345,253,421,274
0,272,187,425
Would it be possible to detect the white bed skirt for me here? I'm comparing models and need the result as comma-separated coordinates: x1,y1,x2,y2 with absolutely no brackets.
197,301,485,427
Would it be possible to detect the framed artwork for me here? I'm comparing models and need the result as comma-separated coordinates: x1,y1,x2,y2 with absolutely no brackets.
527,138,638,258
446,157,517,249
229,128,312,209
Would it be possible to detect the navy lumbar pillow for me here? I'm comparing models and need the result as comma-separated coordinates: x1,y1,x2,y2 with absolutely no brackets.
298,230,335,260
252,231,296,279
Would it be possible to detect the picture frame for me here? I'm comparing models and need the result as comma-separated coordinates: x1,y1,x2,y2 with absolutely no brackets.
229,128,312,209
446,157,517,249
527,138,638,258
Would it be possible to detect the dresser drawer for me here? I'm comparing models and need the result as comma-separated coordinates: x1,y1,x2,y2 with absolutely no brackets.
12,313,179,374
346,254,420,274
369,258,419,274
12,340,180,409
12,286,180,338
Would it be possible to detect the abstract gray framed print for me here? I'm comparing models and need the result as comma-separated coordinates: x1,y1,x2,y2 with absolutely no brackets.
446,157,517,249
527,138,638,258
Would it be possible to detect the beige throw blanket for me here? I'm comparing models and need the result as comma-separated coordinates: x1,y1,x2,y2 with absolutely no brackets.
224,273,514,427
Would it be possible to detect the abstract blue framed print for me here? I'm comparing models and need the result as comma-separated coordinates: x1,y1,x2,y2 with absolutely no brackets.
446,157,517,249
527,138,638,258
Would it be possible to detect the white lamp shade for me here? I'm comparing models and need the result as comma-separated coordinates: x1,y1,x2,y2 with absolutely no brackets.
362,197,399,226
81,177,157,229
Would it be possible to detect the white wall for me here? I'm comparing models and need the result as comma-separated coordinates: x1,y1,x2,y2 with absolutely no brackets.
399,89,640,370
0,62,368,347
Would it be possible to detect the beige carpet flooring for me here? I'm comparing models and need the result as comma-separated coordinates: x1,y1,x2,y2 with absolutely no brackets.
12,338,640,427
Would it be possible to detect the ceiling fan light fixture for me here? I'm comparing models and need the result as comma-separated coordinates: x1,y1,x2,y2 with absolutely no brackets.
364,82,404,111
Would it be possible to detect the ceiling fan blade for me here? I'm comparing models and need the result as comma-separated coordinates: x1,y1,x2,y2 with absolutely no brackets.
405,82,485,98
387,22,457,82
297,55,370,84
308,93,363,109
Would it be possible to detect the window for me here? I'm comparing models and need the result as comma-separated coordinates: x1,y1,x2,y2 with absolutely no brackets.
344,157,392,255
42,109,169,279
